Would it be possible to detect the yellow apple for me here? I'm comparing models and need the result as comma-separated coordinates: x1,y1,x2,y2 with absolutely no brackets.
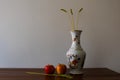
56,64,67,74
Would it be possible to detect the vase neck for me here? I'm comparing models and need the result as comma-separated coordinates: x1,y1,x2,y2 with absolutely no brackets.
70,30,82,49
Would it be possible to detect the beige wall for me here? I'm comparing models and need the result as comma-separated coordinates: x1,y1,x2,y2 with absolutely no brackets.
0,0,120,72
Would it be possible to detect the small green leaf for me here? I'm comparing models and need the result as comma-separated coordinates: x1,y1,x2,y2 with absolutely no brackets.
70,9,73,15
79,8,83,13
60,9,67,13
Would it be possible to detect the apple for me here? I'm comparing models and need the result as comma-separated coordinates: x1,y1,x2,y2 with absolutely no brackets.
44,64,55,74
56,64,67,74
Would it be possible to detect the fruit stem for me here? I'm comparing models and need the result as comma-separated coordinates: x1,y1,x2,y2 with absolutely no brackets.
26,72,73,79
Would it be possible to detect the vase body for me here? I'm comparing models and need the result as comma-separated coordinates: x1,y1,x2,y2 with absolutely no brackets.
66,30,86,74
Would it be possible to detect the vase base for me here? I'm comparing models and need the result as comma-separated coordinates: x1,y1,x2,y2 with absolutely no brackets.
69,69,83,74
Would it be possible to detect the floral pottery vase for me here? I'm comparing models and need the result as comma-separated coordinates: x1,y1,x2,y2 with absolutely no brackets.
66,30,86,74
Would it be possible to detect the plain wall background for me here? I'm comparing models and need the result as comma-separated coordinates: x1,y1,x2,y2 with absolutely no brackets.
0,0,120,72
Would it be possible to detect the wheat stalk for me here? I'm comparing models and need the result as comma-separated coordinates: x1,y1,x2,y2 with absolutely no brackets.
76,8,83,30
60,8,83,31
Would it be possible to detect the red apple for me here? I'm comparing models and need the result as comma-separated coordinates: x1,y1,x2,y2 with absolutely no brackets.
44,64,55,74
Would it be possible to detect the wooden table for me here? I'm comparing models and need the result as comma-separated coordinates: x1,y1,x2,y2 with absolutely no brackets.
0,68,119,80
